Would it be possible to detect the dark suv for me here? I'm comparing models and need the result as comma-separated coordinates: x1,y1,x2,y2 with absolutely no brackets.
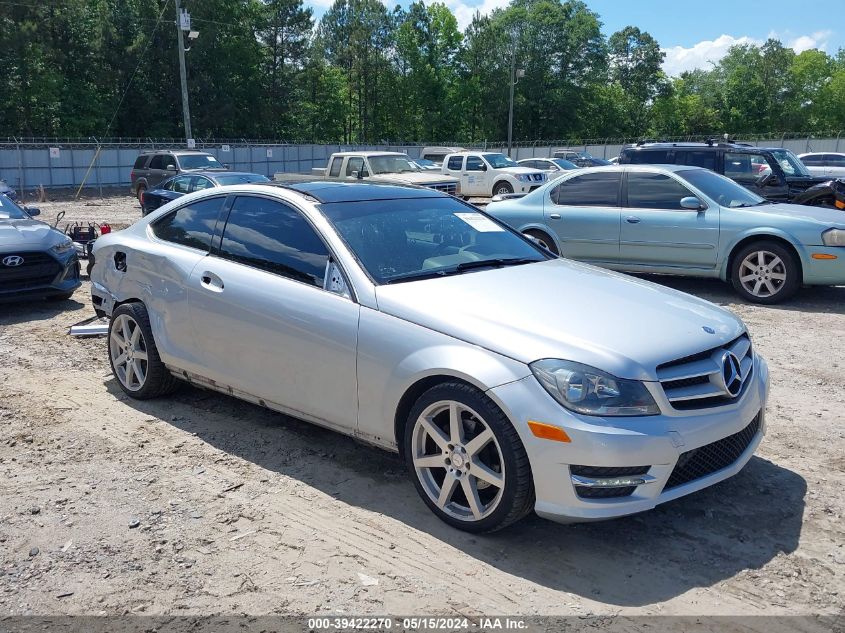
130,150,227,203
619,142,845,208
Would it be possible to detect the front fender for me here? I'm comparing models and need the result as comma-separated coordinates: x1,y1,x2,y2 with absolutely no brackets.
355,306,531,450
718,228,809,280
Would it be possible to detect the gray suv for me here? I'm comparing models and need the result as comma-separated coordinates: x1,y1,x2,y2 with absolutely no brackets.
130,150,227,203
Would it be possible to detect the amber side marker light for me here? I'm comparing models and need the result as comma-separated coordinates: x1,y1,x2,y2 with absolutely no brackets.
835,200,845,209
812,253,838,260
527,420,571,443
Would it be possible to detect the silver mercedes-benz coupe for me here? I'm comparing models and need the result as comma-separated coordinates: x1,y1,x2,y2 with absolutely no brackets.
91,181,769,532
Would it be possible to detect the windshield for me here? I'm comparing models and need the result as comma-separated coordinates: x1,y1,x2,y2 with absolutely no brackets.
552,158,578,170
771,149,811,177
368,155,419,174
214,174,270,185
320,197,546,284
179,154,225,170
678,169,766,208
483,153,518,169
0,193,29,219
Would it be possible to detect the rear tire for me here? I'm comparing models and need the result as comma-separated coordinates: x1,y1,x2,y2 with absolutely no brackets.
108,303,180,399
404,382,534,533
730,240,800,304
523,229,559,255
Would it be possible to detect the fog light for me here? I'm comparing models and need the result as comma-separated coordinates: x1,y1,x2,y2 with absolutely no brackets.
570,474,655,487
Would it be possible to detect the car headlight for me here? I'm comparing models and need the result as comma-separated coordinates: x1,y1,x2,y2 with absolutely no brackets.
516,174,532,182
822,228,845,246
51,239,74,255
530,359,660,417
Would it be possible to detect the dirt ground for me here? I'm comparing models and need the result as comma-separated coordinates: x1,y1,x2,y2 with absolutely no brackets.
0,196,843,620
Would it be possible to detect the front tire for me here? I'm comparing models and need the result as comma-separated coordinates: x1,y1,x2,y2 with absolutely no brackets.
493,181,514,196
404,382,534,533
108,303,180,399
730,241,800,304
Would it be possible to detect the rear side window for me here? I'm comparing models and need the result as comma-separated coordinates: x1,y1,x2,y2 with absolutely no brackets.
424,153,446,164
328,158,342,177
151,197,225,251
552,172,621,206
801,155,824,166
626,172,694,210
133,156,148,170
218,196,329,287
681,151,717,171
725,152,768,182
628,149,674,164
447,156,463,170
148,155,167,170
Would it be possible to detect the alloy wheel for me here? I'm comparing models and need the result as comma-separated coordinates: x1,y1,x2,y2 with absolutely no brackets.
738,250,787,299
109,314,149,391
411,400,505,522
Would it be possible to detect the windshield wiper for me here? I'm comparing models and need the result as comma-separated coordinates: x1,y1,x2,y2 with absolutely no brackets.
385,270,452,284
455,257,538,272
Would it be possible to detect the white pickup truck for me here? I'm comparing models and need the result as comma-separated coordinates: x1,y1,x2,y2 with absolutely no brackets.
441,151,547,197
275,151,461,196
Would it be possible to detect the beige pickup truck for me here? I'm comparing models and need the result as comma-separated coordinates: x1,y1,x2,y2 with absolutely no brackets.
275,151,461,196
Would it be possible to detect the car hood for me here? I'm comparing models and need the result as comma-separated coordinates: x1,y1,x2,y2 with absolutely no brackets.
741,202,845,227
370,172,459,185
375,259,745,381
0,219,68,249
495,166,544,175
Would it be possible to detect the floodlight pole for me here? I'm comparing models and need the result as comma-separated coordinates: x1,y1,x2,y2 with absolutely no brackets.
175,0,193,143
507,49,516,157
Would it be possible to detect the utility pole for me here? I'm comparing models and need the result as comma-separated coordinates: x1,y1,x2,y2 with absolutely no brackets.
175,0,192,144
506,34,524,158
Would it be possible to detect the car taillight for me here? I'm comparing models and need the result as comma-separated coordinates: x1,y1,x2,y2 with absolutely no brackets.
130,170,135,179
100,224,111,235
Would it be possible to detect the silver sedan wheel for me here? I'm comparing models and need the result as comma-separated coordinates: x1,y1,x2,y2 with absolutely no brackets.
109,314,149,391
738,250,787,298
411,400,505,522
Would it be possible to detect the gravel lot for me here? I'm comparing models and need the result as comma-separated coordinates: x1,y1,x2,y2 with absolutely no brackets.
0,196,843,620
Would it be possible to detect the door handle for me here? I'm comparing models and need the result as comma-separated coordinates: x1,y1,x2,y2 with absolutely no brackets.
200,271,224,291
549,213,561,220
625,216,641,224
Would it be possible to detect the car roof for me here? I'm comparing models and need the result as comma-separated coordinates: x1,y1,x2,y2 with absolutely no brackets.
190,171,264,179
799,152,844,156
139,149,212,155
625,142,787,153
268,180,446,203
331,151,408,158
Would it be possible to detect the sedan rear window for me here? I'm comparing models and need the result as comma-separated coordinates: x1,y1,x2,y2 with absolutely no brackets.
551,172,621,206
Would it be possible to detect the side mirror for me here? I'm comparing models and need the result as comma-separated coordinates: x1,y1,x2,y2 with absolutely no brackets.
24,206,41,216
680,196,703,210
480,163,487,172
166,164,177,171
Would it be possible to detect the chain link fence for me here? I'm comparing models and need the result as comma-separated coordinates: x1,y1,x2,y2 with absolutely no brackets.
2,133,844,194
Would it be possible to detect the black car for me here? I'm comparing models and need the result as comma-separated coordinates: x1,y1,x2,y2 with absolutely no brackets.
0,194,81,302
619,141,845,208
141,171,270,215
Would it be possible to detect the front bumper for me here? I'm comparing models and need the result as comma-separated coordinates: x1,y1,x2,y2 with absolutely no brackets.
0,250,81,302
487,353,769,523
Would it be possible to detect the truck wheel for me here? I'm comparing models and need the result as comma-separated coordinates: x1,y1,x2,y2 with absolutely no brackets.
730,241,800,304
493,182,513,196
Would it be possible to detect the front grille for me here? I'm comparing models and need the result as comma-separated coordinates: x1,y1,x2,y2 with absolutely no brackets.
427,182,458,196
664,413,760,490
0,251,60,291
657,334,753,410
571,465,650,499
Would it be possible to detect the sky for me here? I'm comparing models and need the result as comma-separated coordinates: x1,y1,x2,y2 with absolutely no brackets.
303,0,845,76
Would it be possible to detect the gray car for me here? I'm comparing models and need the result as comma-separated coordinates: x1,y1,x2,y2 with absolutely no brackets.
0,194,81,302
91,182,768,532
130,150,227,203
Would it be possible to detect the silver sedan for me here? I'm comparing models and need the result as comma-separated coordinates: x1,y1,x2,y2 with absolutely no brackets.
91,182,769,532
